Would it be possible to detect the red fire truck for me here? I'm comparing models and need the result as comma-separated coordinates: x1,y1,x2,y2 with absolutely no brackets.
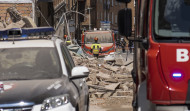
117,0,190,111
81,30,116,56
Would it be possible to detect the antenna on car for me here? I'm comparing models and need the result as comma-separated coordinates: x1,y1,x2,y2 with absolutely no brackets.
7,28,22,44
12,30,15,44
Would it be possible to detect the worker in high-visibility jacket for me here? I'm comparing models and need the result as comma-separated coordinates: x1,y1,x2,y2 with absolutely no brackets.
65,36,71,46
91,37,101,58
64,35,67,41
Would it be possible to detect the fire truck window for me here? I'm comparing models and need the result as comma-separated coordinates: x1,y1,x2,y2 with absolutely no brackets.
85,33,113,43
154,0,190,38
184,0,190,5
103,37,106,42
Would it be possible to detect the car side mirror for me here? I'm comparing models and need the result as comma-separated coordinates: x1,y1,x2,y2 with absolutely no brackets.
118,8,132,38
70,66,89,79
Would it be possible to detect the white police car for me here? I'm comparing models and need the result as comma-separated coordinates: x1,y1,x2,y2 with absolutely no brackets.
0,27,89,111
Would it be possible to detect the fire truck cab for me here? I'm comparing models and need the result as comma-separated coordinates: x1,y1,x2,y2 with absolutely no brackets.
81,30,116,56
117,0,190,111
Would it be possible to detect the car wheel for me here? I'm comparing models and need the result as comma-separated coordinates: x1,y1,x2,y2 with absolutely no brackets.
76,104,79,111
86,96,89,111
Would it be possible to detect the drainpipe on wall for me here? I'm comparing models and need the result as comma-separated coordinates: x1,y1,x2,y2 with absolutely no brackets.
32,0,36,23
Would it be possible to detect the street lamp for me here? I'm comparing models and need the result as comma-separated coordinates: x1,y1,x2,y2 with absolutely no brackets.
87,7,92,30
76,7,92,30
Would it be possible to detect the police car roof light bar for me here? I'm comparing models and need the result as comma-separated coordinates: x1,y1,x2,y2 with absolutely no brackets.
0,27,55,39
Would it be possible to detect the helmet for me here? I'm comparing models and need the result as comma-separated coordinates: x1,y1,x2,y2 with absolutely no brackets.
94,37,98,41
64,35,67,38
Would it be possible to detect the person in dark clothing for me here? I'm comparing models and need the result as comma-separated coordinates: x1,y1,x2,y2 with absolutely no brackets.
128,40,133,53
120,38,126,53
116,38,120,49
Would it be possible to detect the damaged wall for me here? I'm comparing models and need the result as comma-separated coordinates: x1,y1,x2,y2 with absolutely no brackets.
0,3,33,25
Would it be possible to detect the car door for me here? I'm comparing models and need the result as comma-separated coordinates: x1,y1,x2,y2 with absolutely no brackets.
60,44,88,111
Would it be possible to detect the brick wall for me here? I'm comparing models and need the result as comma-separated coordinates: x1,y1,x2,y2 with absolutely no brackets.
0,3,32,23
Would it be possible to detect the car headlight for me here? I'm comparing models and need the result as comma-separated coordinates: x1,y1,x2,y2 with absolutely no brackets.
41,94,70,111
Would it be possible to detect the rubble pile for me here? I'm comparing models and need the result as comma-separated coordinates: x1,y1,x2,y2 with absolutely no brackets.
70,51,133,99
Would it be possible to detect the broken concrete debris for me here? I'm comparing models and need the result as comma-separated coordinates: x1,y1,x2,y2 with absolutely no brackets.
70,50,133,99
6,20,25,29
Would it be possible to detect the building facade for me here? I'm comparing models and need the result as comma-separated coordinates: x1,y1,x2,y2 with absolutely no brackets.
81,0,135,39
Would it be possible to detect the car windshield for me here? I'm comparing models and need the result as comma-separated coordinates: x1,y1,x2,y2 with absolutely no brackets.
0,48,62,80
154,0,190,38
85,32,113,44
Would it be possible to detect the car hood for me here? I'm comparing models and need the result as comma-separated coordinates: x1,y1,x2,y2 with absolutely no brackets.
0,78,70,105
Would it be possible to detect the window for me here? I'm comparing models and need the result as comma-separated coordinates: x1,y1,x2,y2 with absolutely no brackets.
61,45,75,76
0,48,62,80
112,12,114,24
112,0,114,6
154,0,190,38
97,12,99,19
115,1,118,6
107,0,110,6
107,0,110,10
104,12,106,20
101,12,102,20
108,13,110,21
115,15,117,23
85,32,113,43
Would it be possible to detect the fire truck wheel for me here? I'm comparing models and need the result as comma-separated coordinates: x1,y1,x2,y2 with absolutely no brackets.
137,80,156,111
132,82,137,111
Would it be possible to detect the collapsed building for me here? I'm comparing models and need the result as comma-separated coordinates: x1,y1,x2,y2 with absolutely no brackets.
70,49,134,106
0,0,55,29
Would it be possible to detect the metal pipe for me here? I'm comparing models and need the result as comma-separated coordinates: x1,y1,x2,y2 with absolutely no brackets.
88,7,92,30
64,13,72,43
55,10,88,44
32,0,36,22
55,10,88,31
88,7,91,30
